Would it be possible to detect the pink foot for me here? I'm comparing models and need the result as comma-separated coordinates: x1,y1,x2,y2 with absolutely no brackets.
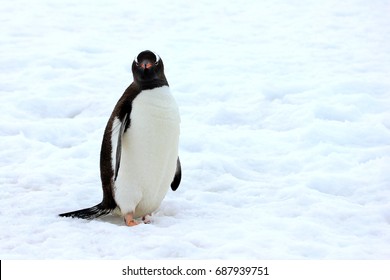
124,213,139,227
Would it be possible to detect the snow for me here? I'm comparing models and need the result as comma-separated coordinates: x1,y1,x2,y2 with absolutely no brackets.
1,0,390,259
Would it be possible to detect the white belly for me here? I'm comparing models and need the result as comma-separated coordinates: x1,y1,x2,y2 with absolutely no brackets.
112,86,180,218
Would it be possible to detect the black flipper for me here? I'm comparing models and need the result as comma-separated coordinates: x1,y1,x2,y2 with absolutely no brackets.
58,202,113,220
59,91,133,221
171,157,182,191
114,112,129,181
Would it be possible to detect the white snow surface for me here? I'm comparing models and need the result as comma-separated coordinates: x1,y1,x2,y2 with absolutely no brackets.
1,0,390,259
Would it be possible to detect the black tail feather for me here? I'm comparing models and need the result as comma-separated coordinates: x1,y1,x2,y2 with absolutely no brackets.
59,203,114,220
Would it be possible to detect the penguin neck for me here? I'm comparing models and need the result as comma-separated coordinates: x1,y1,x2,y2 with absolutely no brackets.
136,78,169,91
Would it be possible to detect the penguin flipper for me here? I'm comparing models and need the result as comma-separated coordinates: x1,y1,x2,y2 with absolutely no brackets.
60,113,130,221
59,203,113,220
171,157,182,191
114,112,130,181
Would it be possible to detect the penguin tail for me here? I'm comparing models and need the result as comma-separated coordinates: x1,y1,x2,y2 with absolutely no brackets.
59,203,114,220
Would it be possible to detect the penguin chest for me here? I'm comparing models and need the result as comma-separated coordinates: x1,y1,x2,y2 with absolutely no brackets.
113,86,180,217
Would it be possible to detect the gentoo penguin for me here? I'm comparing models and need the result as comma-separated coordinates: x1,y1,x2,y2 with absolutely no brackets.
59,50,181,226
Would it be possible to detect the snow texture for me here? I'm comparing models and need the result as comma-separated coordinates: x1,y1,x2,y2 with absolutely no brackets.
1,0,389,259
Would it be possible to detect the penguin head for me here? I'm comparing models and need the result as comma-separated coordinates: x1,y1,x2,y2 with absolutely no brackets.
132,50,168,88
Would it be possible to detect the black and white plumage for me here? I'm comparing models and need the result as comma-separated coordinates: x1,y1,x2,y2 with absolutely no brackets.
59,50,181,226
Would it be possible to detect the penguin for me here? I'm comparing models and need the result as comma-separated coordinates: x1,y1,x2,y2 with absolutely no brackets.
59,50,181,226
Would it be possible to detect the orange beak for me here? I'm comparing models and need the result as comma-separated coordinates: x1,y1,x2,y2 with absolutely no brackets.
140,60,153,69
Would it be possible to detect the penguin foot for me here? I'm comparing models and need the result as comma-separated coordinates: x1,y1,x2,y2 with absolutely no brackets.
142,214,152,224
124,213,139,227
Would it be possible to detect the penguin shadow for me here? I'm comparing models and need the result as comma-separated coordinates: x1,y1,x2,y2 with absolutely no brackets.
98,214,124,225
96,214,177,228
